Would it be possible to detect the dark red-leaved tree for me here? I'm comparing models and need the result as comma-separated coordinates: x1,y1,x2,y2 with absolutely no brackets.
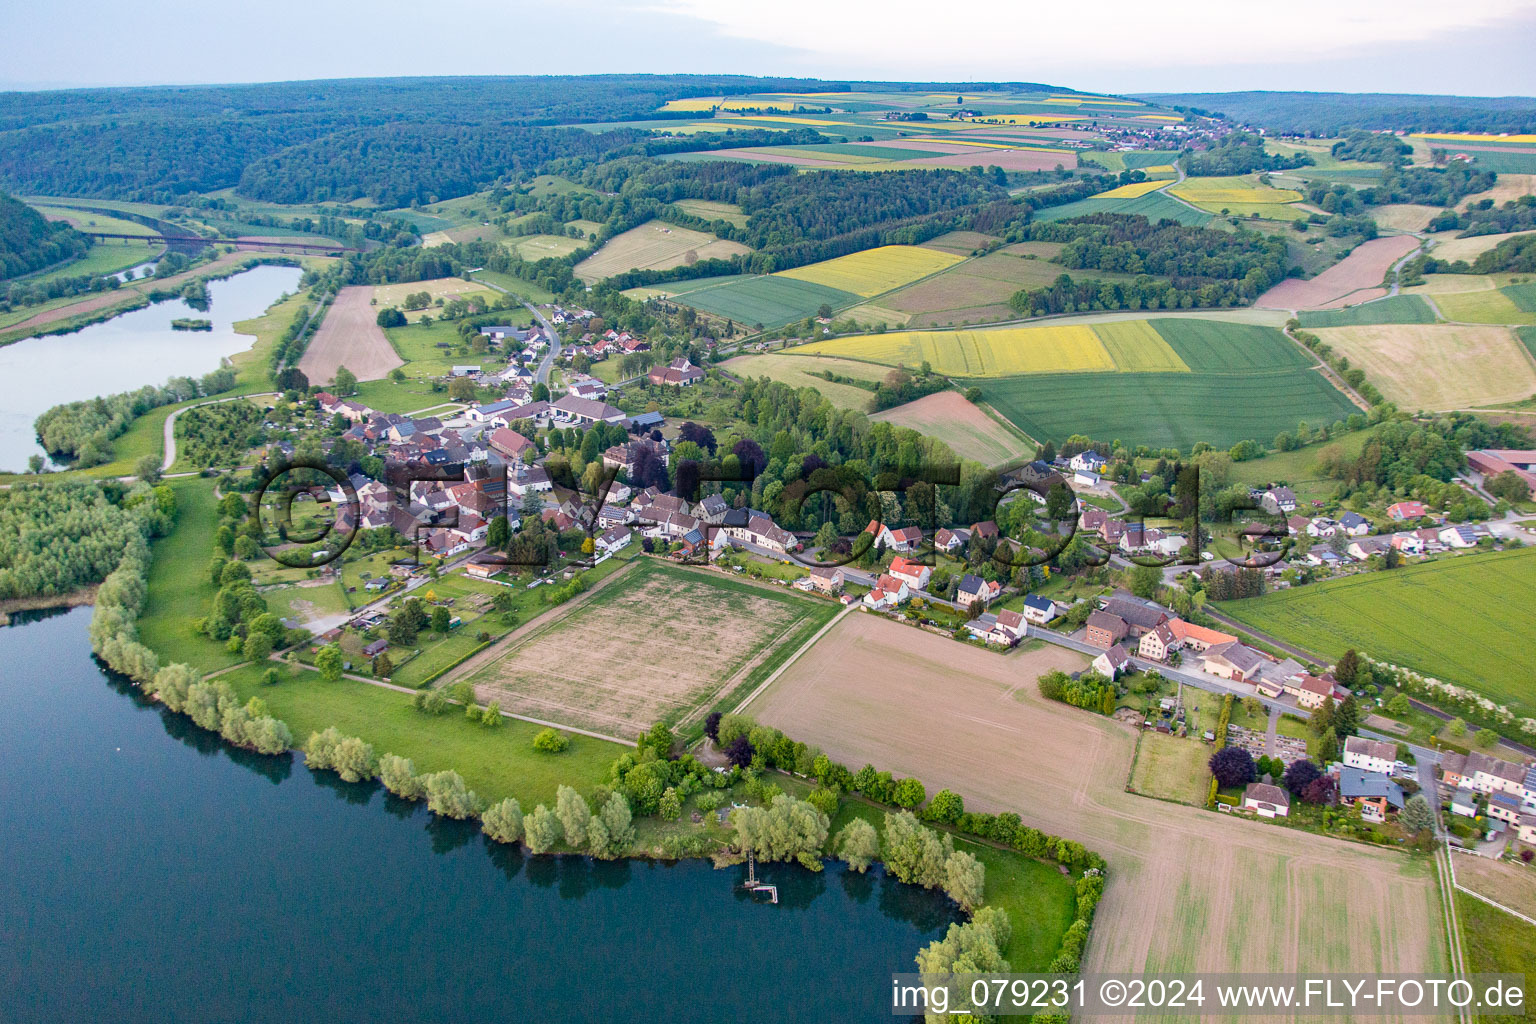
1301,776,1337,805
724,735,754,768
1209,746,1257,788
1283,759,1322,795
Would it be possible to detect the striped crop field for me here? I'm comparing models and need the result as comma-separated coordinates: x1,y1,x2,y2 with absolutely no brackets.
1432,286,1536,326
1297,295,1438,328
1032,192,1212,226
659,96,797,112
796,324,1114,376
1411,133,1536,144
774,245,964,298
1096,179,1171,199
678,275,858,329
1093,320,1190,372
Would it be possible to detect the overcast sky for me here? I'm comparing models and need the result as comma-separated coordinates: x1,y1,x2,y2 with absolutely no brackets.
3,0,1535,95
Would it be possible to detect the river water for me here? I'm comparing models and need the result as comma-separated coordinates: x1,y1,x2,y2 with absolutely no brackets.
0,607,955,1022
0,264,302,472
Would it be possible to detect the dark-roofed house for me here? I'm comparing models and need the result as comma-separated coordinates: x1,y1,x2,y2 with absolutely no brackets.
1260,486,1297,515
1338,767,1404,811
1100,592,1169,637
1092,643,1131,678
1021,593,1057,625
552,394,626,425
1085,610,1129,649
956,573,999,609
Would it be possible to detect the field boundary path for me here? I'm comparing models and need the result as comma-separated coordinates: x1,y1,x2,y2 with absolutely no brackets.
434,559,639,688
1282,322,1373,410
298,285,403,385
732,603,854,715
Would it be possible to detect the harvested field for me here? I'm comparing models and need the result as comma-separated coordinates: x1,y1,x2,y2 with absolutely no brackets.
297,285,403,384
1457,173,1536,209
1452,854,1536,922
575,220,750,283
465,561,836,737
750,614,1447,979
1432,231,1536,264
1371,204,1442,233
908,149,1075,172
921,230,999,255
510,234,586,260
775,245,963,298
372,277,493,319
721,352,884,410
883,250,1070,326
672,199,748,228
1256,235,1421,309
870,391,1029,466
1312,323,1536,409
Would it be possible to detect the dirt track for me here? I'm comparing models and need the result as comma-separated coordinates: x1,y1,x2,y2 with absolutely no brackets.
298,285,402,384
750,614,1447,987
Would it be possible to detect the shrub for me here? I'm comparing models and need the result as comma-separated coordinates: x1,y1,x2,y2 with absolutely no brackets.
532,727,570,753
378,753,426,800
421,770,483,819
482,797,524,844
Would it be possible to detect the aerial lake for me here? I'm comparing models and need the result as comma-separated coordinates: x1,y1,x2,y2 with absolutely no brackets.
0,263,302,472
0,607,956,1022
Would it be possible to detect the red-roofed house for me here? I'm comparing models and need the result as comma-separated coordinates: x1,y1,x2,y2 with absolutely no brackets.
887,556,932,591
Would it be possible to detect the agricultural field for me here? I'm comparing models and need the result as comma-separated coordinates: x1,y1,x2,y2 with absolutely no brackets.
797,323,1117,376
1095,179,1171,199
1167,174,1304,218
464,560,837,738
1430,231,1536,264
1257,235,1421,310
720,351,889,411
919,229,1000,255
1371,204,1444,233
1456,895,1536,1024
29,203,158,238
1424,278,1536,326
260,579,350,628
1031,191,1212,227
774,245,962,297
1093,319,1193,372
1218,548,1536,713
508,234,587,260
1311,323,1536,409
372,277,498,321
1451,854,1536,922
750,613,1447,981
1296,294,1437,328
981,367,1356,450
672,199,748,228
667,274,858,329
869,390,1030,467
879,249,1080,327
574,220,750,282
298,285,404,384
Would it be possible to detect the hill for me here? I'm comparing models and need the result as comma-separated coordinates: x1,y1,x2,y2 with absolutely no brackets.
1136,91,1536,135
0,191,90,281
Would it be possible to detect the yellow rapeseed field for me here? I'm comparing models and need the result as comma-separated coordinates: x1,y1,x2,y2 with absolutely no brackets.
1169,175,1303,210
1097,179,1171,199
775,245,964,298
961,113,1086,125
796,324,1116,376
1093,321,1191,372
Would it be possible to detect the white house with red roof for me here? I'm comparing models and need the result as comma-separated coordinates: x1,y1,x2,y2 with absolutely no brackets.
886,556,932,591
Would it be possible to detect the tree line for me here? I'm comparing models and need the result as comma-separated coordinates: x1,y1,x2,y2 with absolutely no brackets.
33,367,237,466
0,479,172,600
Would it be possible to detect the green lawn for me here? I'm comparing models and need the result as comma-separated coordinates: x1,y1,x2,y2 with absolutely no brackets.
221,663,621,809
139,477,245,672
20,240,164,288
1217,547,1536,713
1456,894,1536,1024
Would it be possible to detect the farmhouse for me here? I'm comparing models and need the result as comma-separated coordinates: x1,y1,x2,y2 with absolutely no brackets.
488,427,535,462
1085,610,1129,649
865,520,923,553
1243,782,1291,818
551,395,626,425
1167,618,1236,652
1465,449,1536,499
1343,736,1397,775
647,357,706,387
1137,623,1181,662
1099,592,1170,637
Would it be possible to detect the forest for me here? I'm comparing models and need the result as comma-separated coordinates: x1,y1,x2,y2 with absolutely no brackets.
1018,214,1288,286
1141,91,1536,135
1329,130,1412,165
0,480,173,600
0,190,90,280
1182,132,1312,176
1427,194,1536,235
